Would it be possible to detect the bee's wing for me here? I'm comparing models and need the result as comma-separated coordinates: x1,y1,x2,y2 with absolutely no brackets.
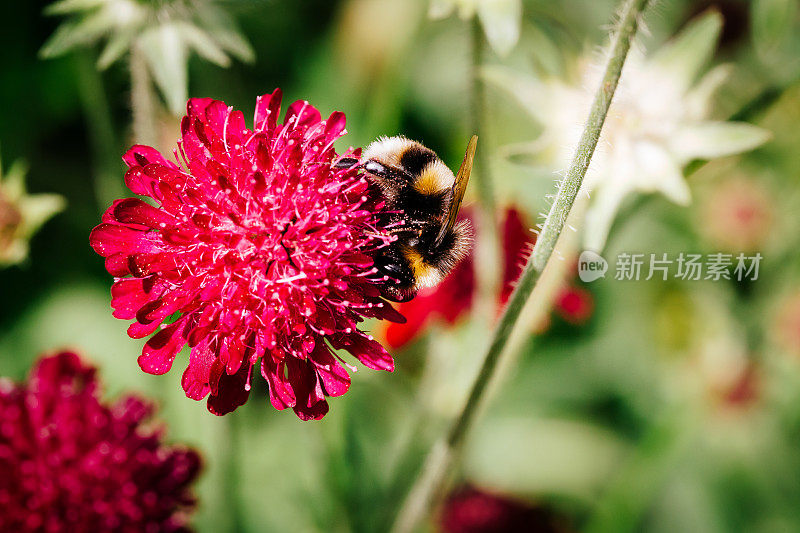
436,135,477,245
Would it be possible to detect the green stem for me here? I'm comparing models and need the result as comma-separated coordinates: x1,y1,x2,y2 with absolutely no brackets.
74,51,123,208
389,2,651,531
130,43,159,147
469,17,501,323
470,17,496,218
225,411,247,533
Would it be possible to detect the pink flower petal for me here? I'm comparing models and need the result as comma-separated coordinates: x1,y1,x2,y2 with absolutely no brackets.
285,99,322,132
181,342,215,400
254,88,282,133
90,223,159,257
206,360,251,415
122,144,176,169
311,343,350,397
338,334,394,372
323,111,347,144
124,166,159,197
261,354,296,411
111,278,152,319
112,198,176,229
138,318,188,375
288,358,328,421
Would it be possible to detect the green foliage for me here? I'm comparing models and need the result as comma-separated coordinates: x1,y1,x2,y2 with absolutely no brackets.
40,0,255,113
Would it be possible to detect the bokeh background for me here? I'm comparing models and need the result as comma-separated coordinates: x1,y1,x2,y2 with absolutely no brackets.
2,0,800,531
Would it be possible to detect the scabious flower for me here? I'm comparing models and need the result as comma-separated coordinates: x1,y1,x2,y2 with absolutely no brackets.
0,156,64,267
553,286,594,326
484,11,771,251
90,90,405,419
0,352,200,532
440,485,568,533
383,208,592,349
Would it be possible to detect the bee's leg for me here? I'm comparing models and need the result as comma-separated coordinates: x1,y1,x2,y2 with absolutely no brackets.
373,250,417,303
333,157,360,169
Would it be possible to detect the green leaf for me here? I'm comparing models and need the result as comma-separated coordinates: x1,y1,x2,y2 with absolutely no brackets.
649,10,723,92
18,194,66,239
44,0,105,16
464,417,626,500
194,3,255,63
477,0,521,56
2,160,30,200
685,64,732,120
139,24,188,115
96,30,135,69
670,122,772,161
39,10,113,58
480,65,551,124
176,21,231,68
752,0,798,58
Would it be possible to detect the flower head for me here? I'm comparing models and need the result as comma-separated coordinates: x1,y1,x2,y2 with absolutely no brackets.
553,286,594,326
41,0,254,113
699,177,773,252
440,485,568,533
484,11,771,251
90,90,405,419
0,352,200,532
0,156,64,267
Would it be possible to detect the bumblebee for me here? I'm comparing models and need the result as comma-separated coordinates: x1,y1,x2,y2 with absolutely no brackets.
336,135,477,302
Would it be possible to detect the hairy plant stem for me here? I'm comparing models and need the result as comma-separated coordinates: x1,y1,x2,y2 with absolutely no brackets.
389,1,651,531
470,17,500,323
130,43,158,147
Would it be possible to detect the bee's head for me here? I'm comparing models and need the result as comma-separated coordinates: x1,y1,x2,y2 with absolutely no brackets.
363,136,455,196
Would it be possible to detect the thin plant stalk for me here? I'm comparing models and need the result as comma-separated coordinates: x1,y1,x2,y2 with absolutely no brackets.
469,17,501,322
225,411,247,533
130,43,159,147
469,17,496,218
75,50,123,208
390,1,651,531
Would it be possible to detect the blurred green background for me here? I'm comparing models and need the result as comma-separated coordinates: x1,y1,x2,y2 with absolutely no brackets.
3,0,800,531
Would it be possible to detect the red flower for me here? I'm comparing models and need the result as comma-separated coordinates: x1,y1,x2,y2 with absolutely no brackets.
0,352,200,532
440,486,568,533
553,286,594,325
498,208,535,307
90,90,404,419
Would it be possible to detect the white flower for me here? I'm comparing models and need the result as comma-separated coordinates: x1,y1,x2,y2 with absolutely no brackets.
40,0,254,114
484,11,771,251
429,0,522,56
